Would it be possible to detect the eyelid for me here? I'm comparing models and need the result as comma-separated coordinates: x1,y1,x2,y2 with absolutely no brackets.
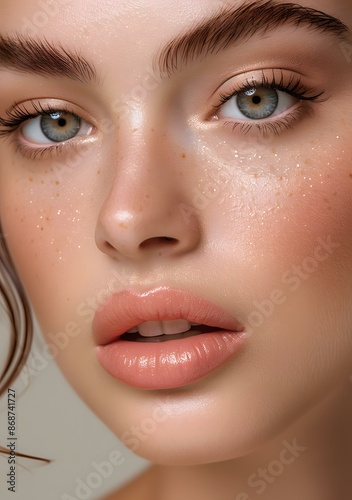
1,98,98,133
209,68,326,111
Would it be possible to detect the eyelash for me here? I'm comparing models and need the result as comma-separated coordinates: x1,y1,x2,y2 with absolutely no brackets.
212,70,327,135
0,100,86,160
0,72,327,160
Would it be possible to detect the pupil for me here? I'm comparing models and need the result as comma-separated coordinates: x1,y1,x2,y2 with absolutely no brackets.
58,118,67,127
252,96,261,105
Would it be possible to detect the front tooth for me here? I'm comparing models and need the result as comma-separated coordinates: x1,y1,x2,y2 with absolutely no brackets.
126,327,139,333
134,320,193,337
163,319,191,335
138,321,164,337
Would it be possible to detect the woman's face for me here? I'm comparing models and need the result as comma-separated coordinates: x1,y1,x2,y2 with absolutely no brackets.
1,0,352,464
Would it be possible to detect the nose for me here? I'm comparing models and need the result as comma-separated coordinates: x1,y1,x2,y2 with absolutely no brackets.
95,124,202,263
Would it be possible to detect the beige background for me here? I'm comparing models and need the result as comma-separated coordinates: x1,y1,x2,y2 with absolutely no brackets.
0,316,149,500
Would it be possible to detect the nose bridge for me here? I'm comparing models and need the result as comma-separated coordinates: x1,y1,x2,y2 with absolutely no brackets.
95,102,202,261
110,101,180,197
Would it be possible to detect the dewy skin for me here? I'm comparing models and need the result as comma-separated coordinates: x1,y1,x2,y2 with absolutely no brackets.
0,1,352,499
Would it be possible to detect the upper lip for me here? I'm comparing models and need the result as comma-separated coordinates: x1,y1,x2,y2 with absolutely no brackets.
92,286,245,345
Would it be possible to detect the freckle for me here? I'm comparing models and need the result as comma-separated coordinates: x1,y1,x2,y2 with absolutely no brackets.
56,193,60,197
151,128,155,132
46,217,50,222
56,181,60,185
29,177,33,182
349,173,352,179
253,173,258,179
287,192,293,197
41,180,44,184
323,196,329,204
40,227,44,231
97,169,101,175
333,191,337,196
326,173,331,178
278,176,283,181
119,223,127,229
146,195,150,199
182,153,186,159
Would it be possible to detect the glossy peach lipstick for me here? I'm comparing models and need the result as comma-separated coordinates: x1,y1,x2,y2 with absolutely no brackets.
93,287,247,390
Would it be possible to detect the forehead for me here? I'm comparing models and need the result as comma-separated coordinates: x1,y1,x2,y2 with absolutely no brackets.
0,0,350,40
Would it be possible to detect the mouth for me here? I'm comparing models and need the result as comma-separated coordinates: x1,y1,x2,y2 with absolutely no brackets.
93,287,247,390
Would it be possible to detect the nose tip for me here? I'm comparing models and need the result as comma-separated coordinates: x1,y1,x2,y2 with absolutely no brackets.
95,201,201,261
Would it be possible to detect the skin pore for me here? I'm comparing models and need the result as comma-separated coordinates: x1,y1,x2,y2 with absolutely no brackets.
1,0,352,499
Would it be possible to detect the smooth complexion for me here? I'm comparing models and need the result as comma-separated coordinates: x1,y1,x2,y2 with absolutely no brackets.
0,1,352,499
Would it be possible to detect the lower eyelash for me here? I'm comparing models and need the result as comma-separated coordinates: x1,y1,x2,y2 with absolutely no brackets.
223,105,315,136
13,138,82,162
14,142,65,160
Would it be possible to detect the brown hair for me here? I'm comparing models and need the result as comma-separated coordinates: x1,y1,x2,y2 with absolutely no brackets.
0,226,50,463
0,226,33,396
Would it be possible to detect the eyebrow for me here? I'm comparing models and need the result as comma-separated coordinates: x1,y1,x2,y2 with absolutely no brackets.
0,34,98,84
154,0,351,78
0,2,349,86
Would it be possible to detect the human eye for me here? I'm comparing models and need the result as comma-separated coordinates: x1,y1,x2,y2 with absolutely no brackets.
211,69,327,136
0,99,94,159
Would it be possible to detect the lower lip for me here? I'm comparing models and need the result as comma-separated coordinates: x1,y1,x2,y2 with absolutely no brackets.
95,330,246,390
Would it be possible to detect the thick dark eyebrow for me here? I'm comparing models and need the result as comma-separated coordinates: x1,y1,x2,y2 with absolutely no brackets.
154,0,351,78
0,34,98,84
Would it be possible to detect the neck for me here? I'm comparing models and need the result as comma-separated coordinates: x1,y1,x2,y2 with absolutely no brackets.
151,381,352,500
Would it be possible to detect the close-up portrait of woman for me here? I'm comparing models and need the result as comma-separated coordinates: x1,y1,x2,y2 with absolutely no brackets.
1,0,352,498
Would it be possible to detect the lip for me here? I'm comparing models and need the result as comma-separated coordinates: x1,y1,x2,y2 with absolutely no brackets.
93,287,247,390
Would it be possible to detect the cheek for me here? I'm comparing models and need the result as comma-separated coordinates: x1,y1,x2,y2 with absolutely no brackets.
0,162,101,325
240,140,352,284
269,149,352,279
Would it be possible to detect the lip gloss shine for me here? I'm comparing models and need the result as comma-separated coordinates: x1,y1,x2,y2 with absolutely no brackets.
93,287,247,390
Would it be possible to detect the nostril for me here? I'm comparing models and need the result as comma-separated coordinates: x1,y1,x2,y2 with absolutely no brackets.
160,237,175,242
140,237,177,249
